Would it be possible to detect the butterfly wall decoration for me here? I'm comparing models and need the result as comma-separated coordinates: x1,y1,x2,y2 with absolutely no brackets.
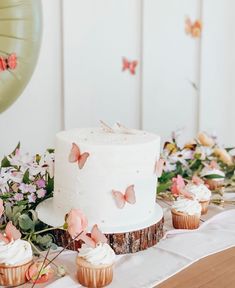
112,185,136,209
185,17,202,38
122,57,138,75
68,143,90,169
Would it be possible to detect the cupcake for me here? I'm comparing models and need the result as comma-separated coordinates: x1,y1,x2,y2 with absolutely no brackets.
171,197,202,229
77,242,116,288
0,238,33,286
200,166,225,190
185,182,211,215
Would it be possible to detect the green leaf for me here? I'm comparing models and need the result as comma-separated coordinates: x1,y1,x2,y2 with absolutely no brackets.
1,156,11,167
47,148,54,154
18,214,35,231
157,182,172,193
225,147,235,152
5,205,13,220
22,169,30,184
203,174,224,179
11,142,21,155
46,176,54,194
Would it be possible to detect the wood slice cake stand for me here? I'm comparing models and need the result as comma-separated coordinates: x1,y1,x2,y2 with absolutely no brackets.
51,217,164,254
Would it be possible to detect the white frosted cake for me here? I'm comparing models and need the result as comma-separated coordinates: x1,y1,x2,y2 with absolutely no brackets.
37,127,163,234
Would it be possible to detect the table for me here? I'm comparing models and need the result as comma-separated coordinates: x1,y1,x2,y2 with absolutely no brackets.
156,247,235,288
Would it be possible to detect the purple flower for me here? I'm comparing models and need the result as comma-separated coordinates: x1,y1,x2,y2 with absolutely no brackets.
36,188,46,199
36,179,46,189
27,193,37,203
14,193,24,201
19,183,36,193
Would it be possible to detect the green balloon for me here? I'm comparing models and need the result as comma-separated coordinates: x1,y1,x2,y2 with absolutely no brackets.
0,0,42,113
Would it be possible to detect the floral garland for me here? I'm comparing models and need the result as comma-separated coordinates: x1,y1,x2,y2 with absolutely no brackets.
157,131,235,205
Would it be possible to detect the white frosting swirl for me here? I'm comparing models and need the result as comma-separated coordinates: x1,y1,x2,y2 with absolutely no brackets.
0,239,32,265
78,243,116,266
186,183,211,201
172,197,201,216
200,167,225,181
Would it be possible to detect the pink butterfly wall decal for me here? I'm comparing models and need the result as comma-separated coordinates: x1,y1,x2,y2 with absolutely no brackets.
122,57,138,75
79,224,108,248
68,143,89,169
0,221,21,244
112,185,136,209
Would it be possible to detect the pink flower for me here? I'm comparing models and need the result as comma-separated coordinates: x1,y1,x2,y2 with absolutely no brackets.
7,53,17,70
0,199,4,218
171,175,185,197
27,193,37,203
14,193,24,201
66,209,88,239
37,188,46,198
36,179,46,188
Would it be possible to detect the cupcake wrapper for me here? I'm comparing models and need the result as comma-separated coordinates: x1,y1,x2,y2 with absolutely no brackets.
77,264,113,288
171,210,200,230
0,259,33,287
200,200,210,215
205,179,224,190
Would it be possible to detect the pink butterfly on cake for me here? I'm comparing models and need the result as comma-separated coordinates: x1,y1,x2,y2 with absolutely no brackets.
112,185,136,209
0,221,21,244
122,57,138,75
68,142,90,169
80,224,108,248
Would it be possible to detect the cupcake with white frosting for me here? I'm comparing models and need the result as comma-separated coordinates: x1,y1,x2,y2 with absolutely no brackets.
77,242,116,288
200,164,225,190
0,238,33,286
185,182,212,215
171,197,202,229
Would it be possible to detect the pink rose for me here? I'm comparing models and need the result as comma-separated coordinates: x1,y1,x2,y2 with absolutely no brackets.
66,209,88,239
0,199,4,218
171,175,185,197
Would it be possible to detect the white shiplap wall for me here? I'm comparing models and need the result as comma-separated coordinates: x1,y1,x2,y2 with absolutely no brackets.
0,0,235,157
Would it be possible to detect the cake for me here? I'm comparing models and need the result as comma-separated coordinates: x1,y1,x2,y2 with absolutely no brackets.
37,126,164,253
171,197,202,229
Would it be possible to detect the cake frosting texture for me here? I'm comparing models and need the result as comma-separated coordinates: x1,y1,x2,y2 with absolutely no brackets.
53,127,161,232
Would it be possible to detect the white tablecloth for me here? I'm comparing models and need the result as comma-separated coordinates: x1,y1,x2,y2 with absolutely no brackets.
31,200,235,288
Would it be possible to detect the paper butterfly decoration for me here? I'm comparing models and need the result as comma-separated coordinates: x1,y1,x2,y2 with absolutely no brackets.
68,143,89,169
100,120,134,135
79,224,108,248
0,221,21,244
100,120,114,133
0,53,17,72
155,158,165,177
185,17,202,38
112,185,136,209
122,57,138,75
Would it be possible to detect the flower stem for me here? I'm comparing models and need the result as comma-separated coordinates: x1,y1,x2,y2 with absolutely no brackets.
43,231,83,269
33,226,64,235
